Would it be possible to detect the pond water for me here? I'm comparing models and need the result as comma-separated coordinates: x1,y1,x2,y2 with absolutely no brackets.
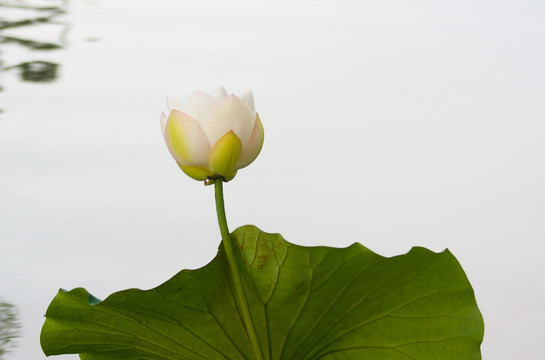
1,0,545,359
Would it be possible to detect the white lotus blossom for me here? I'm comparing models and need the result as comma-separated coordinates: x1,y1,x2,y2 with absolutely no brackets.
161,87,264,182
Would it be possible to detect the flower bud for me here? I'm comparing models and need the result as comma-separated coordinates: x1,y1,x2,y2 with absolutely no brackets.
161,87,264,183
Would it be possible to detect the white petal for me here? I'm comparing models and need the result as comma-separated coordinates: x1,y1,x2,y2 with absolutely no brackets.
236,113,264,169
214,87,229,101
206,95,255,148
167,98,186,112
164,110,211,166
160,112,168,136
238,90,256,114
183,91,220,127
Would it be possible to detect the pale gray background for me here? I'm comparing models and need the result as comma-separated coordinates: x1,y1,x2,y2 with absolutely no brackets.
1,0,544,359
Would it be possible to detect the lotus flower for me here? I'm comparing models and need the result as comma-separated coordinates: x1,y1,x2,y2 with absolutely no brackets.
161,87,264,183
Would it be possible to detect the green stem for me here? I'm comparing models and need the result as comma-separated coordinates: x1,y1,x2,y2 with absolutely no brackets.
214,179,264,360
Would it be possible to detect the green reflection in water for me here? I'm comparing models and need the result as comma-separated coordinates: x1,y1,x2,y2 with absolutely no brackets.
0,0,70,113
5,61,59,82
0,299,20,359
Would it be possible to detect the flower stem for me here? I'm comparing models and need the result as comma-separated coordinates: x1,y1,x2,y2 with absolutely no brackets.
214,179,264,360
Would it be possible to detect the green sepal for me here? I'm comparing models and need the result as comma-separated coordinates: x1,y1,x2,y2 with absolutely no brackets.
208,131,242,178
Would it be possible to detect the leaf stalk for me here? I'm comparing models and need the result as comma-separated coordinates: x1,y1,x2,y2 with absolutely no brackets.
214,179,264,360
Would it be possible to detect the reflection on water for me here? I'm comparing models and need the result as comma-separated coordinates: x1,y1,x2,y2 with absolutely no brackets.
0,299,20,359
5,60,58,82
0,0,69,113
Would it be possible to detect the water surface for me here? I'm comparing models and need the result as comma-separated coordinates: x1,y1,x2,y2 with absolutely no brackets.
1,1,544,359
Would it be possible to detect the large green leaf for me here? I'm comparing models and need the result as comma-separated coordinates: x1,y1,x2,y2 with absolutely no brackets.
41,225,483,359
